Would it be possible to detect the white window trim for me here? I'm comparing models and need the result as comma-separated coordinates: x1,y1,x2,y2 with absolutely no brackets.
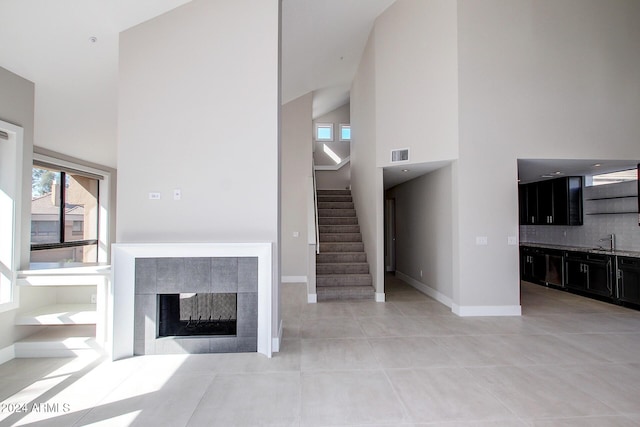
32,152,112,265
0,120,24,313
339,123,351,141
315,123,334,142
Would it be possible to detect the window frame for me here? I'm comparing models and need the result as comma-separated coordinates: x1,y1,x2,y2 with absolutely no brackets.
0,120,24,313
31,152,112,266
315,123,334,142
30,167,99,257
339,123,351,141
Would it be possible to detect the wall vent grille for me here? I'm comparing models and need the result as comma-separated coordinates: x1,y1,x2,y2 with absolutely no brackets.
391,148,409,163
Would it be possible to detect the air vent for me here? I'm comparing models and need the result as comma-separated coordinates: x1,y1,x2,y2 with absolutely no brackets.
0,130,8,140
391,148,409,163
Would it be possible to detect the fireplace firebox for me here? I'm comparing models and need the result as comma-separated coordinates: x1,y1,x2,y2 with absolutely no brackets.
158,293,237,337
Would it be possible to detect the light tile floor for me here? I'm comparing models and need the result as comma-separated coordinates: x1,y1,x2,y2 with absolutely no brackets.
1,276,640,426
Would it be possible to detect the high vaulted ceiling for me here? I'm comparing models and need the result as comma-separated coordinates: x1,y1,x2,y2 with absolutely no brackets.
0,0,192,167
281,0,395,117
0,0,394,167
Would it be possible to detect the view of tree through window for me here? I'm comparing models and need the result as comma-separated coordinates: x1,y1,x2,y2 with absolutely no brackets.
31,166,99,264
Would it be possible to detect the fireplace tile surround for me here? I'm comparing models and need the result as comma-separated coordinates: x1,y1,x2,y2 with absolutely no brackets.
134,257,258,355
111,243,274,360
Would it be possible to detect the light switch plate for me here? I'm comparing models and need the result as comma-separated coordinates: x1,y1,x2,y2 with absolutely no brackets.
508,236,517,245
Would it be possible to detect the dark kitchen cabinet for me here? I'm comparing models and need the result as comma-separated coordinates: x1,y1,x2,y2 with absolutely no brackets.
564,251,613,298
565,254,586,291
618,257,640,305
519,183,538,225
520,247,546,284
518,177,583,226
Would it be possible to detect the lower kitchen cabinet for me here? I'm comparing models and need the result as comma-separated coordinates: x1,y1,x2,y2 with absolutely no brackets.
565,255,586,291
521,245,640,310
618,257,640,306
564,251,613,298
521,247,546,285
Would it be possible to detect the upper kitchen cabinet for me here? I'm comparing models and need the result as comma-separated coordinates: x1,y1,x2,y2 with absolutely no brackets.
519,176,583,226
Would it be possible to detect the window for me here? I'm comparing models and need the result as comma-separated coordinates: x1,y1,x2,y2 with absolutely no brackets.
0,120,23,311
590,168,638,186
31,163,101,264
315,123,333,141
339,124,351,141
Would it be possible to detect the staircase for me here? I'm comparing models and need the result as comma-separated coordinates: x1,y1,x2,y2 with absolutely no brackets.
315,189,374,301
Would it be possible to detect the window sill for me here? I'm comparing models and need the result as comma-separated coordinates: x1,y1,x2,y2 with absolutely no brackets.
0,301,19,314
17,263,111,287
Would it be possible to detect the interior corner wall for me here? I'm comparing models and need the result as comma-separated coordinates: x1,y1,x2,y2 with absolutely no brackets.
374,0,459,167
351,29,384,295
313,103,351,167
456,0,640,310
0,66,36,350
315,167,350,190
386,164,453,301
117,0,279,245
281,93,312,278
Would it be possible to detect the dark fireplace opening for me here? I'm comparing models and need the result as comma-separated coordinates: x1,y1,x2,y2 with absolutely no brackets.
158,293,237,337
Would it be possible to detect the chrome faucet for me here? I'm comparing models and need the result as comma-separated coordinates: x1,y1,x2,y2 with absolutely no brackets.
598,234,615,252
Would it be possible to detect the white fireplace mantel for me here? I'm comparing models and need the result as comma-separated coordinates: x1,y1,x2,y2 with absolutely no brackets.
110,242,273,360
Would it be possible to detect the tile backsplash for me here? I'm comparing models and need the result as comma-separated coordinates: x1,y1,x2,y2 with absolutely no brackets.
520,181,640,251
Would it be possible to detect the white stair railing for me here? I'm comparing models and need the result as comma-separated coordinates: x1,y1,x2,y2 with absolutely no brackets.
307,159,319,303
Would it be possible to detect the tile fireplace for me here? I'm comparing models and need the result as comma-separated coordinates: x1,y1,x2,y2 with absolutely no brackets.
111,243,274,360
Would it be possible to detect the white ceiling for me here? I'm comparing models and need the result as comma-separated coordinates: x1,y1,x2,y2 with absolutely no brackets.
384,161,453,190
0,0,192,168
0,0,394,167
518,159,640,184
281,0,396,118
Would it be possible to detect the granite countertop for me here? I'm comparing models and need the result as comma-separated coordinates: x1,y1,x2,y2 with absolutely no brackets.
521,242,640,258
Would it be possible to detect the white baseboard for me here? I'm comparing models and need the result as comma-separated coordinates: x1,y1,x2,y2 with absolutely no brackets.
271,320,283,353
452,303,522,317
307,293,317,303
395,271,452,308
375,292,385,302
281,276,307,283
0,344,15,365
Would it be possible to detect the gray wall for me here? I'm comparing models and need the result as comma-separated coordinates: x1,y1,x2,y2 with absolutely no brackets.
0,66,43,350
351,30,385,296
386,164,454,300
117,0,280,339
313,103,351,166
374,0,459,167
351,0,640,311
281,93,313,278
456,0,640,309
316,168,350,190
117,0,279,244
313,103,351,191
